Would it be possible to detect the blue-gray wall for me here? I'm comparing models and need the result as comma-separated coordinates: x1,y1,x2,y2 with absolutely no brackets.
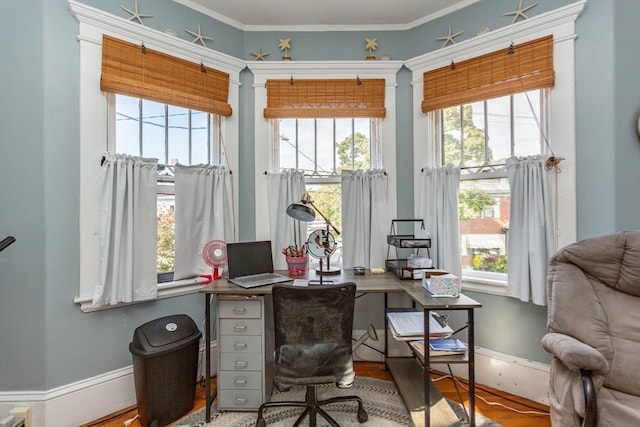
1,0,638,393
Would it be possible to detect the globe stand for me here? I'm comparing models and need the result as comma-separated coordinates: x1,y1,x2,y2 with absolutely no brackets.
307,228,339,285
316,264,341,275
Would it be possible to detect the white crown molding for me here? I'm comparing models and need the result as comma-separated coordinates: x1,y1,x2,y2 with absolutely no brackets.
175,0,480,32
173,0,246,30
405,0,586,76
68,0,245,78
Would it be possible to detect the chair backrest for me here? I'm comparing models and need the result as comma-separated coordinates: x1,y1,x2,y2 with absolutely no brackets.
547,230,640,396
271,283,356,387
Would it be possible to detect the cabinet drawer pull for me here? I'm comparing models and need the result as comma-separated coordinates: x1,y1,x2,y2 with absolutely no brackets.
234,360,249,368
233,323,247,331
233,377,247,385
232,307,247,314
234,395,248,404
233,342,247,349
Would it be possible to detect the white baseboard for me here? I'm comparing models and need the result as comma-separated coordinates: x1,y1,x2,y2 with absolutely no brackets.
0,341,217,427
351,330,550,405
431,346,551,405
0,366,135,427
0,342,548,426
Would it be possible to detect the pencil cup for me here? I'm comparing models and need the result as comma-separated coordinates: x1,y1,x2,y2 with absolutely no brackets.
286,255,309,277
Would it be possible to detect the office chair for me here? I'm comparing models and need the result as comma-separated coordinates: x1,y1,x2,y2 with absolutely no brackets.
256,283,368,427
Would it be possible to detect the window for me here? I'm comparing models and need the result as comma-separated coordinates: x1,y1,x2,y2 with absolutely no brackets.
248,63,400,263
441,90,548,278
112,94,223,281
408,7,583,292
73,1,243,310
274,117,377,255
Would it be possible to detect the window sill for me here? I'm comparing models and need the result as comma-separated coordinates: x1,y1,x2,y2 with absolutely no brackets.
74,276,209,312
461,275,508,297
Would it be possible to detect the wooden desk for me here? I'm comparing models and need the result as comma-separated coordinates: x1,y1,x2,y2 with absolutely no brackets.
200,271,481,426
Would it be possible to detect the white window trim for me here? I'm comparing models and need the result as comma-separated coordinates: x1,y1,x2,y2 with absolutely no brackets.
405,0,585,292
69,0,245,311
247,60,403,242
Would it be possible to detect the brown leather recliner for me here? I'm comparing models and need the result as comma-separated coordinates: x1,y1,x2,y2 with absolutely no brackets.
542,231,640,426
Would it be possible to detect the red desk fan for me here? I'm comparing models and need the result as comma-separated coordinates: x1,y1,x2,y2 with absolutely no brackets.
202,240,227,281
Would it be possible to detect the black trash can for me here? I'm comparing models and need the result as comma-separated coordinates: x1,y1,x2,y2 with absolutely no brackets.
129,314,202,427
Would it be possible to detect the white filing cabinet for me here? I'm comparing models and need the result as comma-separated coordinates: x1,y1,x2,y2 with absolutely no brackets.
216,296,274,411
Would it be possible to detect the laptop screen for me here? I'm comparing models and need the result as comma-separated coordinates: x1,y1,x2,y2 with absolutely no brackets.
226,241,275,279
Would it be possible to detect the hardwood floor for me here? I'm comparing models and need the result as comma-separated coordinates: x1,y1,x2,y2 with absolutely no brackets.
82,362,550,427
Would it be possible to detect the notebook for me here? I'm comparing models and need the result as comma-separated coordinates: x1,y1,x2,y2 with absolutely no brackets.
226,240,291,288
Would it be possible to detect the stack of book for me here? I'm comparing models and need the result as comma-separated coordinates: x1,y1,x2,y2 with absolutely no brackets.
409,338,467,357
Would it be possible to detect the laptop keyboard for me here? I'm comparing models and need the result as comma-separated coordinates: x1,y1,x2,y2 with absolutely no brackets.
235,273,281,284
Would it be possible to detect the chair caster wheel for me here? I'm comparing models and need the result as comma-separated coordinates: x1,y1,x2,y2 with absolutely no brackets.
358,408,368,423
256,418,266,427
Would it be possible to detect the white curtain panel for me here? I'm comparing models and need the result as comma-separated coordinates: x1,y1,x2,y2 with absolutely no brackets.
417,165,462,277
506,155,554,306
266,169,307,270
341,169,389,269
174,164,235,280
92,153,158,308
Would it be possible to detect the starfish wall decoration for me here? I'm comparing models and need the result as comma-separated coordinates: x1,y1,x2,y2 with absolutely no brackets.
185,25,213,48
503,0,538,24
120,0,153,25
251,48,269,61
436,26,464,49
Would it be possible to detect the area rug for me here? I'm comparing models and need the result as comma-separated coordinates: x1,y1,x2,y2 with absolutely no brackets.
174,377,500,426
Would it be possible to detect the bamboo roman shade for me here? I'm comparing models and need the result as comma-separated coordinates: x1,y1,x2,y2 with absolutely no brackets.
422,35,554,113
100,35,232,116
264,78,386,118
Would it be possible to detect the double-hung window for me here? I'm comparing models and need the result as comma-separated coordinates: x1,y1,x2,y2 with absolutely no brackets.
99,35,233,289
441,89,548,282
263,78,387,255
408,13,581,292
425,35,555,286
112,94,224,281
275,117,378,237
72,2,244,311
249,63,401,267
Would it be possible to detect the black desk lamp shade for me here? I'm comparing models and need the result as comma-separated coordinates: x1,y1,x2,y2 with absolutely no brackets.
286,203,315,222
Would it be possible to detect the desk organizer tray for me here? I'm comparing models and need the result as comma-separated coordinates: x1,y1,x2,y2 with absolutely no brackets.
387,235,431,248
385,259,447,280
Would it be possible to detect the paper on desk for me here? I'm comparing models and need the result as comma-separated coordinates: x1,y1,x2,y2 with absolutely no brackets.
386,311,452,339
292,279,309,287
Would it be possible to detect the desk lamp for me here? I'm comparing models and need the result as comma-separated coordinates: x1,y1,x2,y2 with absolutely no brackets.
287,193,341,284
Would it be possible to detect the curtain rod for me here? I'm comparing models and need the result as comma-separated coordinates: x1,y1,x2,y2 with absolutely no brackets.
420,157,565,173
100,156,232,174
264,170,387,175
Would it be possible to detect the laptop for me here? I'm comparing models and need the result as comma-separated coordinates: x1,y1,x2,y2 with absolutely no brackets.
226,240,291,288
